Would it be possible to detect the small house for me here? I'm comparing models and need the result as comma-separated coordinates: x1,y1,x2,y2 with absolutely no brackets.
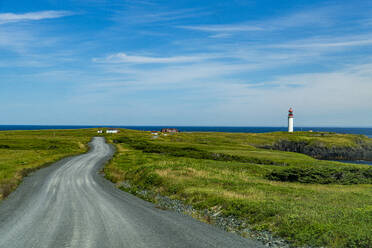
97,130,103,134
161,128,179,133
106,129,119,134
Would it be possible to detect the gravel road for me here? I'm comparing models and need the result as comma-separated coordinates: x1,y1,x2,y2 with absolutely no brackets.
0,137,264,248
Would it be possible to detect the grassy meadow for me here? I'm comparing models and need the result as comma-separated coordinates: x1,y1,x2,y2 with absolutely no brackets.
0,129,95,200
104,129,372,248
0,128,371,247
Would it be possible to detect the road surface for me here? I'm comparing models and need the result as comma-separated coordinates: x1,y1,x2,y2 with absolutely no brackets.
0,137,263,248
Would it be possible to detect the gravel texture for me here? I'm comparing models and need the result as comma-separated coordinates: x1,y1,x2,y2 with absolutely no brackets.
119,181,291,248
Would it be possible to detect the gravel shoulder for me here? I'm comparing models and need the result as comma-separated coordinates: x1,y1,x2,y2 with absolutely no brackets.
0,137,264,248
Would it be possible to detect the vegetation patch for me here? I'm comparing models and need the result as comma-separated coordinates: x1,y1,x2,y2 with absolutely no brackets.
104,129,372,247
267,134,372,161
267,167,372,184
1,128,369,247
0,129,95,200
114,137,286,166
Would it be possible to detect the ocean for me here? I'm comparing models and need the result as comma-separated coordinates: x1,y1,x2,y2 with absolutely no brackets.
0,125,372,138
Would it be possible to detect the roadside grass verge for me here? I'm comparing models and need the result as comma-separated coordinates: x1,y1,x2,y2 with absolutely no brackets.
0,129,95,200
104,129,372,247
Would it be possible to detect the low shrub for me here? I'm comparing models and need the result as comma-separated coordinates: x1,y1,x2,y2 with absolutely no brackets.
270,139,372,161
266,167,372,184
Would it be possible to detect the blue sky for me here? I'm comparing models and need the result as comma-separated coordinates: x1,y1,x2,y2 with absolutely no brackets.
1,0,372,126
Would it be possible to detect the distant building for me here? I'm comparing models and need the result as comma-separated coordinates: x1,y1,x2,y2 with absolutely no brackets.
106,129,119,134
288,108,294,133
161,128,179,133
151,131,158,135
97,130,103,134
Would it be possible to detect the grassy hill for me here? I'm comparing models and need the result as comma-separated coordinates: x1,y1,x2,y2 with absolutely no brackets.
104,129,372,247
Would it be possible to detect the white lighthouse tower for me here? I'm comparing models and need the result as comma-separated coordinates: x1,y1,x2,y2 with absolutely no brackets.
288,107,294,133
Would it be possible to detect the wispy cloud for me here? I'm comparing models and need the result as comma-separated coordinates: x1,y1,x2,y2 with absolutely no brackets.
112,8,209,25
178,24,263,32
279,39,372,48
93,52,216,64
0,11,73,24
269,7,336,29
274,38,372,49
75,58,372,126
178,7,335,36
2,1,372,125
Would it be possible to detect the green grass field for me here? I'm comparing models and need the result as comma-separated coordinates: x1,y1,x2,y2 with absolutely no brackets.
104,129,372,247
0,128,371,247
0,129,95,200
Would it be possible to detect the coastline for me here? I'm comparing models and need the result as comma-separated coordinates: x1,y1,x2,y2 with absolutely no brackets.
1,125,372,138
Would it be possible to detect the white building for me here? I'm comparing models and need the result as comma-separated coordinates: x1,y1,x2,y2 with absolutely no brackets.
97,130,103,134
106,129,119,134
288,108,294,133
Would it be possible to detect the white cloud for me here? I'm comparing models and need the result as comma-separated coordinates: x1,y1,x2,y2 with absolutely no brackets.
0,11,73,24
111,8,210,25
270,7,335,29
207,63,372,126
178,24,263,32
178,6,336,35
93,52,216,64
274,38,372,49
82,54,372,126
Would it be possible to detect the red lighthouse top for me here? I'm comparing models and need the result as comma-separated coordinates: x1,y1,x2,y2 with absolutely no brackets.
288,108,294,117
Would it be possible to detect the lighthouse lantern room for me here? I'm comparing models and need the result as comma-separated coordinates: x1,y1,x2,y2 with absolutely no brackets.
288,108,294,133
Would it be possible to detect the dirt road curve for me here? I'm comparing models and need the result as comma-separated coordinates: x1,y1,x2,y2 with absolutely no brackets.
0,137,263,248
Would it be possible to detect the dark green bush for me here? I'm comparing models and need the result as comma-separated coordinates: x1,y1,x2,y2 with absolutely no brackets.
267,167,372,184
270,139,372,161
345,234,372,248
